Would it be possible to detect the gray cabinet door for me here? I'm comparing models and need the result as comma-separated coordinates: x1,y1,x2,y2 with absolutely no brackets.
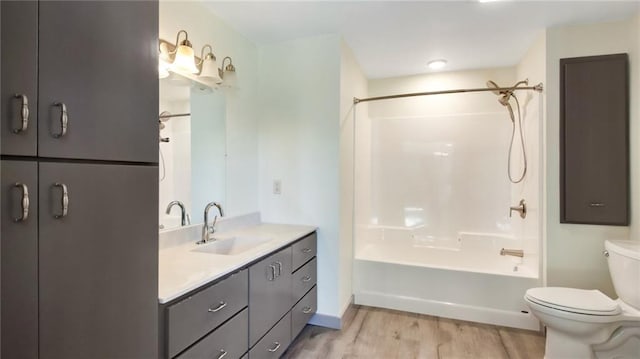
176,308,248,359
167,270,248,358
249,312,291,359
1,1,38,156
38,1,158,163
249,246,292,346
291,286,317,341
1,160,38,359
560,54,629,225
38,162,158,359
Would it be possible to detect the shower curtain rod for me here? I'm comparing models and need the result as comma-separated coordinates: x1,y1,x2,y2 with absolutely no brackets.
159,112,190,119
353,83,543,104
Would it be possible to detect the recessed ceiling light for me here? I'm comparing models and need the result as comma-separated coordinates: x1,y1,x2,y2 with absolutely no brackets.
427,59,447,70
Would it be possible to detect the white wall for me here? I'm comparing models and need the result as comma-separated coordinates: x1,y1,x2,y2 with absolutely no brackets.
516,32,546,279
545,18,638,296
257,34,342,322
338,41,368,317
160,1,260,217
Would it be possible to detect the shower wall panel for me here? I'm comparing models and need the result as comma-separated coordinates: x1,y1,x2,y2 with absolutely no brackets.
369,112,512,241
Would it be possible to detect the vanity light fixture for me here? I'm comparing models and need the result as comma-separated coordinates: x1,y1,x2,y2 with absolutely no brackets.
220,56,237,88
427,59,447,70
158,31,238,88
168,30,199,74
197,45,223,84
158,59,170,79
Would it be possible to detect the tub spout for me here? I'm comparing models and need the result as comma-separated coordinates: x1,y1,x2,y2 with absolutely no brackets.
500,248,524,257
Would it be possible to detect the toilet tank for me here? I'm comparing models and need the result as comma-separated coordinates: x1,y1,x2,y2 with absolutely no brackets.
605,240,640,309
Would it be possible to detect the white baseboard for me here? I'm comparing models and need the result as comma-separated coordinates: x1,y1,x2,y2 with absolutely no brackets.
308,312,341,329
308,294,356,330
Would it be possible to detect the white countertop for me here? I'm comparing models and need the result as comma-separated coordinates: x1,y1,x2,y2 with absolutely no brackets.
158,222,316,304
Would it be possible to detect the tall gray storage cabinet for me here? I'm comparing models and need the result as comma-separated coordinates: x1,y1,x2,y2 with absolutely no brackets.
0,1,159,358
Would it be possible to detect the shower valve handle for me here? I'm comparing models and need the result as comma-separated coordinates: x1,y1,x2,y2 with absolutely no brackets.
509,199,527,219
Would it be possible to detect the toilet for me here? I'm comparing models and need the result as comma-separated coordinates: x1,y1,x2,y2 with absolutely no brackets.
524,239,640,359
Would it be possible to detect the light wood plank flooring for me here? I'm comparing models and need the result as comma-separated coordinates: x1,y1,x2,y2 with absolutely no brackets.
283,306,545,359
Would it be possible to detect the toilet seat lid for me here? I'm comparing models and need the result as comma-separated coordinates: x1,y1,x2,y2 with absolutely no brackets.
526,287,621,315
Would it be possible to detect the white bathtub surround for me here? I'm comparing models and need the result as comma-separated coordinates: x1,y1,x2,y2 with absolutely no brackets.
355,67,543,330
354,232,540,330
158,212,315,303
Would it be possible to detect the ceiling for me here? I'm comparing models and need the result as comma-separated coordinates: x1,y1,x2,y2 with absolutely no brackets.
203,1,639,79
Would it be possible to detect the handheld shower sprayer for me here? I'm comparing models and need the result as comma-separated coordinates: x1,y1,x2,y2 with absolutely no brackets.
486,79,529,183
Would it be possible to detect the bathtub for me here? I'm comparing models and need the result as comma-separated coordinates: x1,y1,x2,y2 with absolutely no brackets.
353,228,541,330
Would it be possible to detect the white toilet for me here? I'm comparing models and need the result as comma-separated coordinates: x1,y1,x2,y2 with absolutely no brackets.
525,239,640,359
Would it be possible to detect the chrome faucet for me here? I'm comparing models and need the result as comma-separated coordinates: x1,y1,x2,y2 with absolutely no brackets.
199,202,224,244
510,199,527,219
165,200,190,226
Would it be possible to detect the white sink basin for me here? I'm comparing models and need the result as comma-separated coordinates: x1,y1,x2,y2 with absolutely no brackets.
192,236,273,255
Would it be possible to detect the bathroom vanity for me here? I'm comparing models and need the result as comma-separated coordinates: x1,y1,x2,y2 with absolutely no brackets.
158,220,317,359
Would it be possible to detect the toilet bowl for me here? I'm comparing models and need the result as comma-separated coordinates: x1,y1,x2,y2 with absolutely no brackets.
525,239,640,359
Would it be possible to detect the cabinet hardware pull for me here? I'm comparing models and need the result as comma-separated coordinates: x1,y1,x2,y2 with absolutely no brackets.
13,183,30,222
216,350,228,359
589,202,605,207
53,102,68,138
301,275,312,282
268,265,276,281
274,261,282,277
13,94,29,134
267,341,281,352
302,306,313,314
302,248,312,253
207,301,227,313
53,183,69,218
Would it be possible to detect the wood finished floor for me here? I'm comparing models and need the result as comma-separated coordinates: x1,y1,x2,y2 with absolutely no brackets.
283,306,545,359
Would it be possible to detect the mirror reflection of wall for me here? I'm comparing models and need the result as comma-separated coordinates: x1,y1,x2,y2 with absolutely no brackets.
159,78,226,230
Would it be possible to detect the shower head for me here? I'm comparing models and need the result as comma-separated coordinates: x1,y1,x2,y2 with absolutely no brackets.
486,80,502,95
487,80,513,107
159,111,171,123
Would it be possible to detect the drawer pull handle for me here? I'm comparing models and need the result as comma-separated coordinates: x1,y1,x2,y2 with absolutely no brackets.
216,349,228,359
302,306,313,314
13,183,30,222
53,102,68,138
301,275,312,282
274,261,282,277
53,183,69,219
301,248,312,253
207,301,227,313
13,94,29,134
268,264,276,281
589,202,605,207
267,341,281,353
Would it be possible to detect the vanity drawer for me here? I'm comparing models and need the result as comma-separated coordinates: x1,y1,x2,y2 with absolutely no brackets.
291,286,317,340
291,232,316,271
249,312,291,359
176,308,248,359
292,257,316,303
168,269,248,358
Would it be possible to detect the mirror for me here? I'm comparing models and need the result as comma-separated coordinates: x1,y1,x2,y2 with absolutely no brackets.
159,75,226,230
